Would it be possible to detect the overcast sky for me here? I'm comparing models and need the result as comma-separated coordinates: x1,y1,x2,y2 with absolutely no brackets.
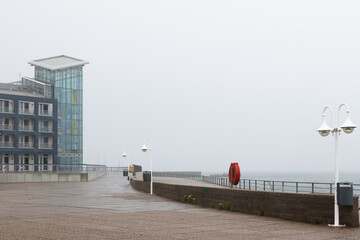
1,1,360,174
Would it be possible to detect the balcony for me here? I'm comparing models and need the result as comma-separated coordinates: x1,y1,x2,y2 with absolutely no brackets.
0,124,13,130
19,142,34,148
38,165,50,171
18,109,34,115
0,142,14,148
39,110,53,116
19,125,34,132
39,143,53,149
39,126,52,133
0,107,14,113
18,165,30,171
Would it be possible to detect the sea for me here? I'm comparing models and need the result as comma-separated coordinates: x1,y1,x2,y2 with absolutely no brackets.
201,171,360,184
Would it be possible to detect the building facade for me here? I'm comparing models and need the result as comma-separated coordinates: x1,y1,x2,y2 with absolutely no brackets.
27,56,88,165
0,90,57,171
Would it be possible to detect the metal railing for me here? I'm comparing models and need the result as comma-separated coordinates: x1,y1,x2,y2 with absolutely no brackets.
0,124,13,130
18,109,34,115
38,143,53,149
1,164,107,173
38,126,52,132
18,142,34,148
0,107,14,113
203,177,360,196
107,167,128,172
153,171,203,180
0,142,14,147
18,125,34,131
151,171,360,196
39,110,53,116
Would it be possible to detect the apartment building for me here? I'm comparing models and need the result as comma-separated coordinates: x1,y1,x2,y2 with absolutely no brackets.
0,89,57,172
0,55,87,168
27,55,88,165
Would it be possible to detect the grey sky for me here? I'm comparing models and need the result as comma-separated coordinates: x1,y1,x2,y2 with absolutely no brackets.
1,0,360,173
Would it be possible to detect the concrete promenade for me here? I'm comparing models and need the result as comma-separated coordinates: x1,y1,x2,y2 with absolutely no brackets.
0,173,359,239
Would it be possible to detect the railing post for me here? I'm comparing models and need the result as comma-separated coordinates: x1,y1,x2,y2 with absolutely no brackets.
282,182,284,192
312,183,314,193
255,180,257,191
330,183,332,194
264,181,266,191
249,180,251,190
272,181,275,191
296,182,298,193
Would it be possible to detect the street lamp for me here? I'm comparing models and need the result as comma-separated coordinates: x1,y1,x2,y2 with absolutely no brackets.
141,137,153,194
317,104,356,227
122,152,129,185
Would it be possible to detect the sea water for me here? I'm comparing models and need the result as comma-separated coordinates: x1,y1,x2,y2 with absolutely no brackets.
202,171,360,183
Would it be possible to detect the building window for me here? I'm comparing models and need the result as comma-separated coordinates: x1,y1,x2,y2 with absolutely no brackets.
3,154,9,164
39,154,52,171
19,119,34,131
0,117,13,130
19,135,34,148
0,99,13,113
39,120,52,133
39,136,52,149
19,101,34,115
19,154,34,171
39,103,53,116
0,135,13,148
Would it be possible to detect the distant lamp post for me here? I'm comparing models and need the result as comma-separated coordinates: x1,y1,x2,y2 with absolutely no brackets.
122,152,129,185
317,104,356,227
141,137,152,194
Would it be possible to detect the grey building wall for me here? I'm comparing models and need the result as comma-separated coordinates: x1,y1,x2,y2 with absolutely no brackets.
0,92,57,170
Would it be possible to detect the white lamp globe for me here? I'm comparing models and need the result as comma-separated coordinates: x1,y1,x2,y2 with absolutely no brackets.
317,114,332,137
141,144,148,152
340,111,356,134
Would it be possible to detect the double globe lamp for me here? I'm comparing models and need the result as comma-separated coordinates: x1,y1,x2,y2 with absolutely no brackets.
141,137,153,195
317,104,356,227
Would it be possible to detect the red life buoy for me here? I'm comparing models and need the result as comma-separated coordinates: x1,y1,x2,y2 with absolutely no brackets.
228,163,240,185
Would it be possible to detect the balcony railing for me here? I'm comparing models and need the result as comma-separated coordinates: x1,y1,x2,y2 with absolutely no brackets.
0,142,14,147
38,165,49,171
39,110,53,116
18,125,34,131
39,126,52,133
0,107,14,113
39,143,53,149
18,165,31,171
0,124,13,130
0,164,107,173
19,142,34,148
18,109,34,115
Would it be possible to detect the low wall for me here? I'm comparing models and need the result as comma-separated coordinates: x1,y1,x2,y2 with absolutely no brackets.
83,172,107,182
0,172,107,183
131,178,359,227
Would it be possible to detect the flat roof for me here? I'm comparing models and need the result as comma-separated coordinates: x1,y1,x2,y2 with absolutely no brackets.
22,76,51,86
0,88,46,98
28,55,89,71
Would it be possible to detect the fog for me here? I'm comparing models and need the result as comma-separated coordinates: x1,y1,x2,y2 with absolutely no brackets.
1,0,360,173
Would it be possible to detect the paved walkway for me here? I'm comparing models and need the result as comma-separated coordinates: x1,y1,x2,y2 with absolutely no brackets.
0,173,359,239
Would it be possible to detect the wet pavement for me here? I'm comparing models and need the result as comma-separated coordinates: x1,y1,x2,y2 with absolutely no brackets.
0,173,359,239
0,173,197,213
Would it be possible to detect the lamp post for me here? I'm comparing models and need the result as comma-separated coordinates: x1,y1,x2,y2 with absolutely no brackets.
122,152,129,185
141,137,152,195
317,103,356,227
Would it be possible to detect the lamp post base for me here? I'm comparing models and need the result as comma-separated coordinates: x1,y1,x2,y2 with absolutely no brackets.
328,224,346,227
